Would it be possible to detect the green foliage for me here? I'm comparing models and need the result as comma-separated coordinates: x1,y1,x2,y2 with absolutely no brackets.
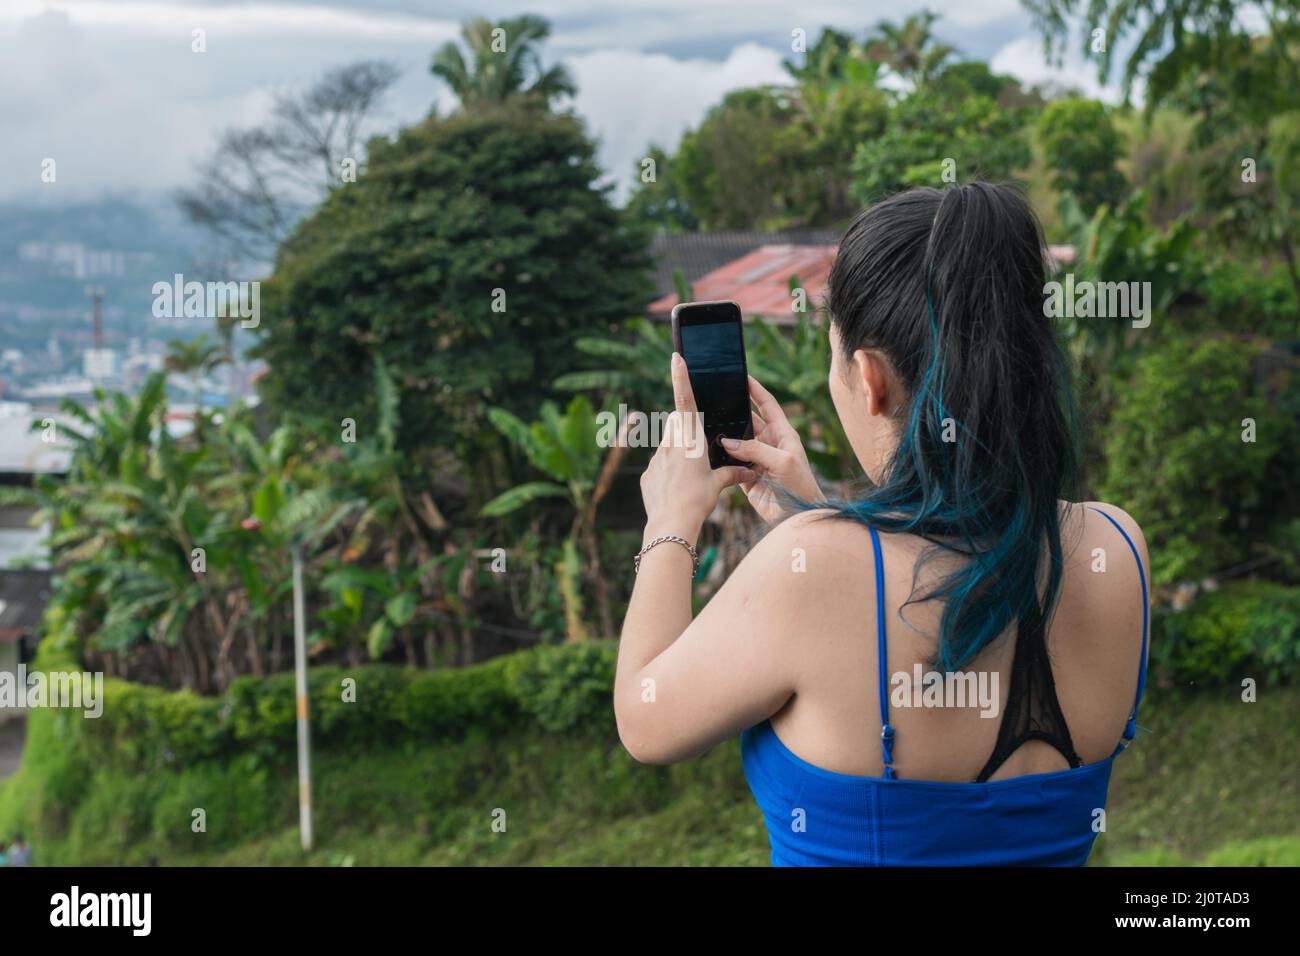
1100,336,1298,586
744,310,854,478
861,10,955,86
1057,190,1197,369
851,85,1032,201
68,653,520,774
675,87,805,230
1037,98,1127,215
1156,581,1300,686
1028,0,1300,308
430,15,575,110
671,26,891,232
553,317,675,412
254,104,650,460
623,146,699,234
505,640,617,734
482,395,600,510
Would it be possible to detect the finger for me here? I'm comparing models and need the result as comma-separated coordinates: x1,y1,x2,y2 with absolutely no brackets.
657,409,680,452
715,466,757,489
751,408,768,436
719,435,785,471
748,375,792,431
671,352,698,415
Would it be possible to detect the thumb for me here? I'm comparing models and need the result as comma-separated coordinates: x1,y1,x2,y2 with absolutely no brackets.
720,436,785,472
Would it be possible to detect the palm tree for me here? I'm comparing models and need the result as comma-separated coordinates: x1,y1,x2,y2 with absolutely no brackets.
431,15,575,110
164,335,225,410
863,10,955,87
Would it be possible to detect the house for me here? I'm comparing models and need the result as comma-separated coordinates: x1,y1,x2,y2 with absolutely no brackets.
648,232,1078,325
648,231,840,325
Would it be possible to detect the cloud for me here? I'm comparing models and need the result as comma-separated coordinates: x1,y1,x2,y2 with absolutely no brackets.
0,1,1056,205
0,5,454,204
567,42,790,195
990,34,1123,103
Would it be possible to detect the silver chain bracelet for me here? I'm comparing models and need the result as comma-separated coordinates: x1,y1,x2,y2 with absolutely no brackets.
634,535,700,577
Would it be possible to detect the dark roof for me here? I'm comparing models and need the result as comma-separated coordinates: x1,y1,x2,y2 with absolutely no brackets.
649,229,842,301
0,569,52,643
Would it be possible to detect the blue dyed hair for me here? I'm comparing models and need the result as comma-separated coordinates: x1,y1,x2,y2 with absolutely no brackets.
816,183,1080,672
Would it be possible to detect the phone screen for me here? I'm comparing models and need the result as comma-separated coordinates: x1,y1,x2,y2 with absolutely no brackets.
673,302,752,468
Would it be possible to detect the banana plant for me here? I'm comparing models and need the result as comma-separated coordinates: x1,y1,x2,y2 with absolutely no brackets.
481,394,621,640
552,317,675,413
745,288,856,481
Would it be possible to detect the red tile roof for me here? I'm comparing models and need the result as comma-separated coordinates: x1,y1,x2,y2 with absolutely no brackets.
647,241,1077,325
648,244,838,325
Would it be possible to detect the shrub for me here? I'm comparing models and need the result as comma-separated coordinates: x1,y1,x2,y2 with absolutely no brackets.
505,640,618,735
1100,336,1298,587
1154,580,1300,686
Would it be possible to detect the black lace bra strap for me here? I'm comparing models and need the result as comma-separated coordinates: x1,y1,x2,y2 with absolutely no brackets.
974,602,1082,783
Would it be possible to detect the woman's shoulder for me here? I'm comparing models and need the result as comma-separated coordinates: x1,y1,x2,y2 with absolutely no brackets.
740,508,881,585
1064,500,1150,582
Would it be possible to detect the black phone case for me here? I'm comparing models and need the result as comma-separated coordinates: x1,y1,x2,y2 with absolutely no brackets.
671,302,754,470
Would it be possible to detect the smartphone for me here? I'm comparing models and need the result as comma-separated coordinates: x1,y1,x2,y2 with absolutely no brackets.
670,300,753,469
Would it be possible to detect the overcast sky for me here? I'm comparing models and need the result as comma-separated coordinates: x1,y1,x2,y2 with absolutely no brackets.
0,0,1116,206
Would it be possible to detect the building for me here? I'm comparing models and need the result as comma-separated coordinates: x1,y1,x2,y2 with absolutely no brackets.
649,242,838,325
0,404,66,726
647,231,1078,325
0,570,52,723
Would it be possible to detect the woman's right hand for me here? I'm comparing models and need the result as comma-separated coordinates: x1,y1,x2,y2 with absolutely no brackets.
721,375,822,524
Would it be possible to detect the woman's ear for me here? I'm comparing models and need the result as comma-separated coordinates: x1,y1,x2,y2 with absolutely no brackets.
851,349,891,417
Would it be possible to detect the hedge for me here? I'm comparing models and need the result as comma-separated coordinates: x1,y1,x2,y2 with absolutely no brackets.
34,638,618,775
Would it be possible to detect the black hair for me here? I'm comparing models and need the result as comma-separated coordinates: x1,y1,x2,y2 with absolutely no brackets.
818,182,1080,670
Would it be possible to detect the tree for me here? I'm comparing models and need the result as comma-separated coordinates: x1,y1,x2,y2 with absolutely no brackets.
674,87,805,230
850,85,1033,201
1099,336,1297,586
623,146,699,234
431,15,575,110
1037,98,1127,216
1024,0,1300,303
175,60,400,262
253,103,650,482
863,9,956,87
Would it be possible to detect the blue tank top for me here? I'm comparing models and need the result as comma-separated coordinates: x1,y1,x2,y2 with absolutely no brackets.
741,507,1149,866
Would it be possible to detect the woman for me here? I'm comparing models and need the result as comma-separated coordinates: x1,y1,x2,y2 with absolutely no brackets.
614,183,1149,866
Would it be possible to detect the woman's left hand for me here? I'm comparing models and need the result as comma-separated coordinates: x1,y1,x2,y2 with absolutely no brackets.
639,353,755,541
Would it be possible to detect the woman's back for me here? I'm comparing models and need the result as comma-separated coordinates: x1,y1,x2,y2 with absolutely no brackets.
760,501,1148,783
738,501,1148,866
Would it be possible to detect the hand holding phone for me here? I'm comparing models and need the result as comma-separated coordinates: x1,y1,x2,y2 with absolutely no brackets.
670,300,754,469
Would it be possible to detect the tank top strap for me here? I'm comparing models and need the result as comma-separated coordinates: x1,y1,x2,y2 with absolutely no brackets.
868,526,896,779
1087,506,1149,742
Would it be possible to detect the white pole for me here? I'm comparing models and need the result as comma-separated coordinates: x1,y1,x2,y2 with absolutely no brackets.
291,542,314,853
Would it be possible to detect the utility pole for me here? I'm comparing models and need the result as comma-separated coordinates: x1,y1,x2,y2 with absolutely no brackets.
291,541,314,853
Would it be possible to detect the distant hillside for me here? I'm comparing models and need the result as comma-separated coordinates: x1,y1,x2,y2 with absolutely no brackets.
0,195,216,354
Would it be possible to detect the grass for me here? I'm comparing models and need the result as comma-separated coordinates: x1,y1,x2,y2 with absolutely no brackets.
2,685,1296,866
